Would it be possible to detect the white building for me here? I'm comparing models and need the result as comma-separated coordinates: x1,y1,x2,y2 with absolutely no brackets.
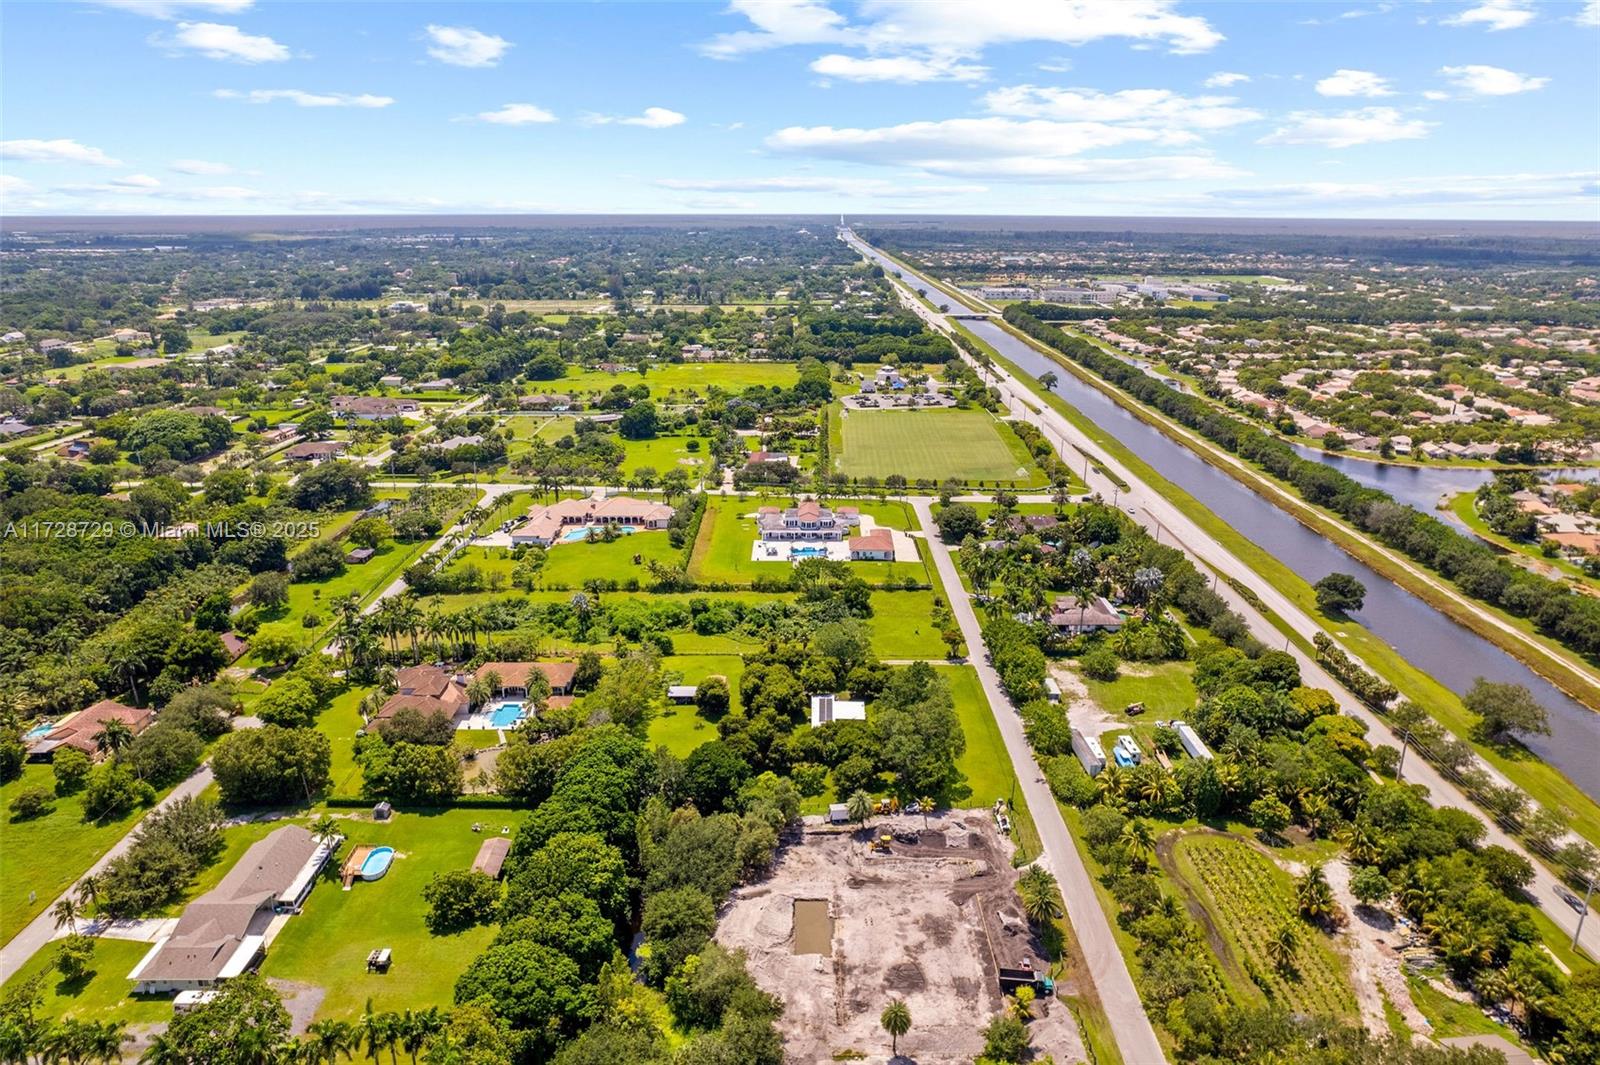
809,693,866,728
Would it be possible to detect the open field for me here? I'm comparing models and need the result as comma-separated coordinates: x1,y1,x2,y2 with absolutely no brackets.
941,665,1017,809
836,408,1039,483
259,808,498,1020
538,362,802,398
0,937,177,1029
0,765,151,944
445,530,682,588
1170,833,1358,1020
716,810,1082,1065
1082,662,1198,722
647,655,747,757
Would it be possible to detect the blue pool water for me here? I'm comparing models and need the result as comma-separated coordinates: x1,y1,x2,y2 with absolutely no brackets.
791,545,828,559
24,721,55,740
488,701,526,728
361,846,394,880
559,524,640,543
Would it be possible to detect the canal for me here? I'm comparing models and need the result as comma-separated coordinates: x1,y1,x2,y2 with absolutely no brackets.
955,313,1600,795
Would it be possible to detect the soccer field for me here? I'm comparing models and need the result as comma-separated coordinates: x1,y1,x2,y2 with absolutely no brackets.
837,409,1037,481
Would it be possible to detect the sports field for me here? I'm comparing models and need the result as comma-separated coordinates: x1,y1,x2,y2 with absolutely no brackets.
836,409,1037,482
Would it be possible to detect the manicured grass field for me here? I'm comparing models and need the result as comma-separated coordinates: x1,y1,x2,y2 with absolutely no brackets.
259,808,498,1020
836,408,1039,482
0,765,149,943
446,530,682,588
620,434,709,479
1171,834,1358,1020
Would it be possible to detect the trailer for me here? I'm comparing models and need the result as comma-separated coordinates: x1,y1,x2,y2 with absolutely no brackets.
1070,727,1106,776
1173,720,1213,761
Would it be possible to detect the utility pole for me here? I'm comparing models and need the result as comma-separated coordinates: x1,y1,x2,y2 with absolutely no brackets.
1574,874,1595,951
1395,729,1411,782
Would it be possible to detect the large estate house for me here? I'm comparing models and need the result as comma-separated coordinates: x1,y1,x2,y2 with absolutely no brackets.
756,500,860,542
1048,595,1125,636
476,661,579,708
27,699,154,761
509,493,675,547
331,396,420,419
370,665,470,725
128,825,336,994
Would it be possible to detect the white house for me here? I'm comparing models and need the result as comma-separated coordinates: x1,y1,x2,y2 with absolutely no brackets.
809,693,866,728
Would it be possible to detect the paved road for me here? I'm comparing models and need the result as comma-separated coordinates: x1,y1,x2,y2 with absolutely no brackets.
910,498,1169,1065
865,240,1600,960
0,766,215,984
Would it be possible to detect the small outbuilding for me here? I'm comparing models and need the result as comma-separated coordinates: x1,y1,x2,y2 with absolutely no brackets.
471,837,511,880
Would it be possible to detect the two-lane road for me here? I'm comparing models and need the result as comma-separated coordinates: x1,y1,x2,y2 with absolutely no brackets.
910,499,1169,1065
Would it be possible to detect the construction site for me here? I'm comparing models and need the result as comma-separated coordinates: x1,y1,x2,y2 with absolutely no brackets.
716,809,1084,1064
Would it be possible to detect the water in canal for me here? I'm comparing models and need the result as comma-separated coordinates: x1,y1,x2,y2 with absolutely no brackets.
958,315,1600,797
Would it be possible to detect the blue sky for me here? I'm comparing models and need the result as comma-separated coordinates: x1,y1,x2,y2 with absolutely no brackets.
2,0,1597,218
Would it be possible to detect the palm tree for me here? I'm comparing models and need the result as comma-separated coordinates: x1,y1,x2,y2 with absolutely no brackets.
1120,819,1157,870
51,897,79,934
311,814,338,844
1008,985,1036,1022
1296,865,1338,925
139,1033,185,1065
917,796,935,830
76,874,101,912
1266,921,1299,974
1017,866,1063,926
847,789,874,827
880,999,911,1057
1340,820,1381,866
1095,764,1127,804
93,720,134,760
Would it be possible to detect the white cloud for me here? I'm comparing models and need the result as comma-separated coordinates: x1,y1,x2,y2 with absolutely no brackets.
1259,107,1431,148
1443,0,1535,31
982,85,1260,130
1438,64,1548,95
92,0,252,17
1422,90,1451,101
0,138,122,166
1204,71,1250,88
424,24,510,67
586,107,686,128
1315,69,1394,97
0,175,33,195
702,0,1223,61
161,21,289,62
654,176,988,199
473,103,558,125
810,53,986,83
169,158,234,174
1578,1,1600,26
765,117,1243,181
110,173,162,188
214,88,394,107
1200,170,1597,210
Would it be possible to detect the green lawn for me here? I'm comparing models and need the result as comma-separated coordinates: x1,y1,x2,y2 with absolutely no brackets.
647,655,746,758
620,434,709,479
259,808,498,1021
1082,661,1198,720
540,362,801,400
0,765,151,944
686,497,932,586
940,665,1017,809
446,531,682,588
836,408,1040,483
0,938,176,1027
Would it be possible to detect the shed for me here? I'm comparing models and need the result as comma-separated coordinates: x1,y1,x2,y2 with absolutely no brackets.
666,685,698,704
347,547,376,564
471,836,511,879
827,803,850,824
373,801,393,821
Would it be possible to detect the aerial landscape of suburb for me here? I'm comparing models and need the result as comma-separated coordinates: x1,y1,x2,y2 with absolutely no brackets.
1,2,1598,1064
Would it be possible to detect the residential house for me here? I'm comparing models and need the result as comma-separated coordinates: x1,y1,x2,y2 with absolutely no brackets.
28,700,154,761
848,528,895,561
370,665,470,725
331,396,420,419
476,662,578,707
284,441,348,462
1048,595,1124,636
128,826,336,994
755,500,860,542
509,494,675,547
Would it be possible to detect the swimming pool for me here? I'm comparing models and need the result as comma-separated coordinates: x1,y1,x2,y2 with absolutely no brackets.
360,846,394,880
558,524,640,543
488,701,526,728
23,720,55,740
791,545,828,559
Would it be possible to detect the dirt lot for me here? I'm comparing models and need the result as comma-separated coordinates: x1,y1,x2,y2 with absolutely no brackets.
717,810,1085,1064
